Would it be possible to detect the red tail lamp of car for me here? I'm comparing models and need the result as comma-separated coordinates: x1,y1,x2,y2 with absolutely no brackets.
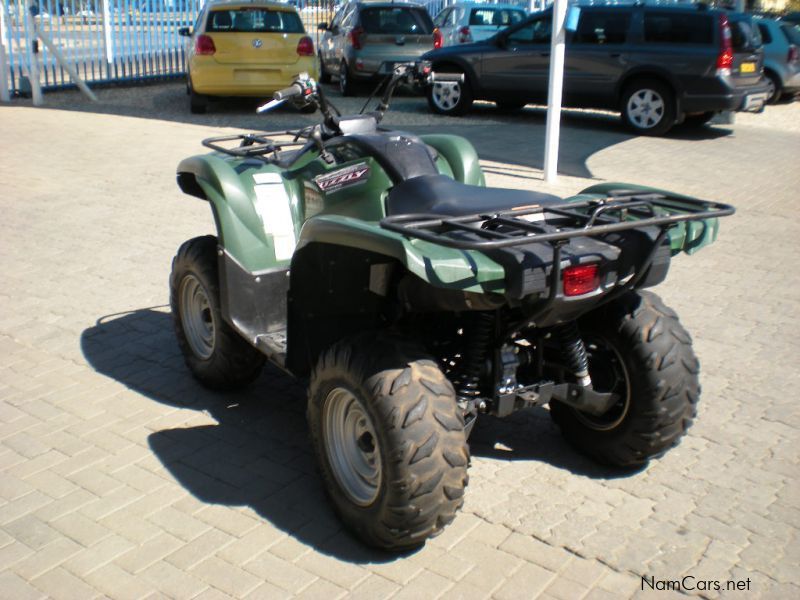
195,35,216,56
458,26,472,44
563,264,600,297
716,14,733,75
349,26,365,50
433,28,443,49
297,36,314,57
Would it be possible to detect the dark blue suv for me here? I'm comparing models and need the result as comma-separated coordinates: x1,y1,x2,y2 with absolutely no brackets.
423,3,770,135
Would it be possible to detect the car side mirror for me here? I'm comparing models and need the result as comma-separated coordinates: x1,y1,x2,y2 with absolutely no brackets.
318,22,328,31
178,27,191,37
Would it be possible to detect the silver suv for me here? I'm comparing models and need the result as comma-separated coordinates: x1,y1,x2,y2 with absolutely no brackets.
433,2,526,47
317,1,437,95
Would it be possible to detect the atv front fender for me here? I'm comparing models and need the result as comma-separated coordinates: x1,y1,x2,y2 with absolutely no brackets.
575,183,722,256
296,215,505,294
177,154,303,272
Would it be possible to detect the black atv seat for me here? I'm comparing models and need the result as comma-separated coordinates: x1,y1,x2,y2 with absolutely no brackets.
386,174,563,217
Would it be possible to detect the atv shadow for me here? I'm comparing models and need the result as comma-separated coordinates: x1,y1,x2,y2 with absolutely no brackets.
80,307,391,563
81,307,640,562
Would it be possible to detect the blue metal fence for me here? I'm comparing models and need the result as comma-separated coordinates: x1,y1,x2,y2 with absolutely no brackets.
0,0,540,96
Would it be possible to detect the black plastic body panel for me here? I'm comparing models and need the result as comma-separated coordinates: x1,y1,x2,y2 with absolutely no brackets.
219,251,289,345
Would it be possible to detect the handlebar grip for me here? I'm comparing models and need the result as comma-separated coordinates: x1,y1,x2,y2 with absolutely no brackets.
273,84,303,101
431,72,465,83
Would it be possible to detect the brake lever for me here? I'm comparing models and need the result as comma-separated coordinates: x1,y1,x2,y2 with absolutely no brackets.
256,98,287,114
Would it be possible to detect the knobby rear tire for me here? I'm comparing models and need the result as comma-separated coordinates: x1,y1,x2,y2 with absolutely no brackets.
551,291,700,467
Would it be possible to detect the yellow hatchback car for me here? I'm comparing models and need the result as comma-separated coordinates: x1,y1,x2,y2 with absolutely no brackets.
179,0,318,113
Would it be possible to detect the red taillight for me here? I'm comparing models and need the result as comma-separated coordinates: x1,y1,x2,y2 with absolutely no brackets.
563,264,600,297
195,34,216,56
716,15,733,73
788,45,799,64
433,27,443,49
458,26,472,44
297,36,314,56
349,26,364,50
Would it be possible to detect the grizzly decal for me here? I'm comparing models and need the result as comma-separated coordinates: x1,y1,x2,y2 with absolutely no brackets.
314,162,370,192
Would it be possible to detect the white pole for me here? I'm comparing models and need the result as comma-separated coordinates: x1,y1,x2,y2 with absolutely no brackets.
0,1,10,101
543,0,567,183
25,3,43,105
102,0,114,67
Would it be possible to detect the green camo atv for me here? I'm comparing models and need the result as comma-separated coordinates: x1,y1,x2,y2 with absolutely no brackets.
170,65,733,551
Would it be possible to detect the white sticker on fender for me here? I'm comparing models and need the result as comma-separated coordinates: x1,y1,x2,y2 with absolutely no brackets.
252,175,296,261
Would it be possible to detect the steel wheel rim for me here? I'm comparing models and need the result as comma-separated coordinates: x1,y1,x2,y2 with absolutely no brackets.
323,387,382,506
432,81,461,111
572,335,631,431
765,78,776,102
339,63,348,93
179,275,216,360
627,89,665,129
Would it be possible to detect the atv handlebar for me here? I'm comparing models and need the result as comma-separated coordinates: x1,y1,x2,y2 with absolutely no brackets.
273,84,303,101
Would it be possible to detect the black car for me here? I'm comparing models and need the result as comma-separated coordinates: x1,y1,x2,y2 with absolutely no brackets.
422,3,770,135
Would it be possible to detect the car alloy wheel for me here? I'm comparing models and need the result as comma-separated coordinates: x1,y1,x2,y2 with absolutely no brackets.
626,88,665,130
431,81,462,112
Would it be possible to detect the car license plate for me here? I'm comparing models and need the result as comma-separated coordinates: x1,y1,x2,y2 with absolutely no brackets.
740,62,756,74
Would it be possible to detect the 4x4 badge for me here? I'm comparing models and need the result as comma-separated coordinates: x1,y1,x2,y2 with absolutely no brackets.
252,39,263,48
314,163,370,192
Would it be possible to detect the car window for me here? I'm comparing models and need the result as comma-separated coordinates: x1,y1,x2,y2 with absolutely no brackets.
359,7,434,35
781,23,800,45
573,10,630,45
468,8,525,27
433,7,451,28
730,19,762,51
508,16,551,45
342,8,355,28
330,6,346,29
194,8,205,32
206,9,304,33
643,12,713,44
757,23,772,44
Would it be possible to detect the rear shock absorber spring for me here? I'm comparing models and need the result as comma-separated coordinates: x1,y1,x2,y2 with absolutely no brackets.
555,322,591,387
456,312,495,400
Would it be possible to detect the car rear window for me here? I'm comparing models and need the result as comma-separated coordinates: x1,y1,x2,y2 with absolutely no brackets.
643,12,713,45
468,8,525,27
206,8,304,33
360,7,434,35
573,10,631,45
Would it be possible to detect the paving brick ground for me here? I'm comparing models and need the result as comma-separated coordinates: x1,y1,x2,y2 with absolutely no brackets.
1,85,798,599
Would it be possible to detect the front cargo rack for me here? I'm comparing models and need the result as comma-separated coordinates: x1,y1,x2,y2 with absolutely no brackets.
202,132,309,163
379,190,735,250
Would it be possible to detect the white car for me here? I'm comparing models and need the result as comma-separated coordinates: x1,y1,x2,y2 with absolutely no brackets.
433,2,526,46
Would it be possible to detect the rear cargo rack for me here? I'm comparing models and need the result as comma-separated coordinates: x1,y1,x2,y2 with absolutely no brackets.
380,191,735,250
